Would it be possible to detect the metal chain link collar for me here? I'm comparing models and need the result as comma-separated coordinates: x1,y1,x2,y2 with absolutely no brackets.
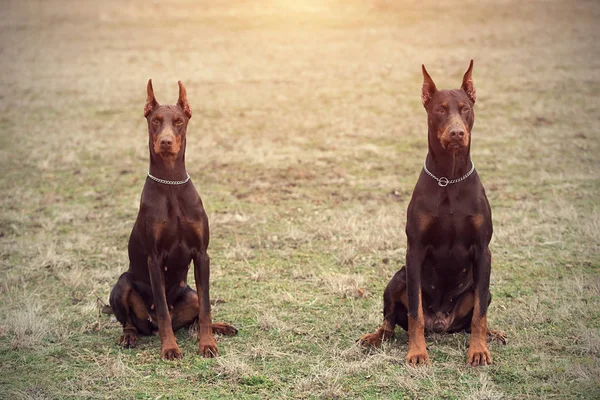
147,172,191,185
423,160,475,187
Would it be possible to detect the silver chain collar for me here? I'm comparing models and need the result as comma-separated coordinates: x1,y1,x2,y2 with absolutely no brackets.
147,172,191,185
423,160,475,187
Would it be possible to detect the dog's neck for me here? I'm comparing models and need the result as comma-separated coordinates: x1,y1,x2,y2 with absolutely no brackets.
426,140,472,179
148,140,188,182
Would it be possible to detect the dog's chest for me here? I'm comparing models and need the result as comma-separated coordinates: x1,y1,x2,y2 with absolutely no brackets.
150,196,208,260
418,191,487,296
155,216,205,247
422,188,487,246
424,210,480,249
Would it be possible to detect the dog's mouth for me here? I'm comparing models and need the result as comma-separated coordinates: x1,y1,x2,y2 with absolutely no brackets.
157,148,177,156
153,149,177,158
442,141,465,152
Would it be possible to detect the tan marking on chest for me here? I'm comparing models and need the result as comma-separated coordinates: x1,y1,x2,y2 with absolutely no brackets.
471,214,485,230
152,221,168,241
182,218,205,241
418,212,435,233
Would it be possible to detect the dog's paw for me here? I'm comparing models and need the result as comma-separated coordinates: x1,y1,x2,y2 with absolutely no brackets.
358,333,383,348
120,332,138,348
406,349,430,366
199,336,219,358
212,322,238,336
161,345,183,361
467,346,492,366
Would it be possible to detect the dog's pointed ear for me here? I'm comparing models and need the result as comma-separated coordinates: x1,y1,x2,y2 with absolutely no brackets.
461,60,476,103
421,64,437,108
144,79,159,117
177,81,192,119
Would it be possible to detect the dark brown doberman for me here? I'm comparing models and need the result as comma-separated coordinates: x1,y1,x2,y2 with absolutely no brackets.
109,80,237,360
360,61,505,366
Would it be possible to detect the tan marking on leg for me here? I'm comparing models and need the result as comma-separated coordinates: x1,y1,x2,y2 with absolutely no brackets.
467,290,492,366
197,304,217,358
120,284,131,313
128,289,150,321
171,292,200,331
455,291,474,318
400,290,409,308
158,318,181,360
406,289,429,365
359,319,395,348
446,291,474,331
360,284,406,348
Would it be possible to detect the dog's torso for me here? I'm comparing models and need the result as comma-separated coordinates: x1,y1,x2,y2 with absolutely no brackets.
127,180,209,304
407,171,492,331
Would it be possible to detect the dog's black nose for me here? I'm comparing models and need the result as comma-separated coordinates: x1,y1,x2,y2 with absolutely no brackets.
450,129,465,140
160,138,173,147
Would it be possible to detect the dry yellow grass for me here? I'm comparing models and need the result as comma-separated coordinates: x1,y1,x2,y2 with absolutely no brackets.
0,0,599,398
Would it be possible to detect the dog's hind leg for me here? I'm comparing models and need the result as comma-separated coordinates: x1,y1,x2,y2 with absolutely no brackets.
170,285,200,332
359,267,408,348
170,286,238,336
211,322,238,336
448,291,506,344
109,272,153,348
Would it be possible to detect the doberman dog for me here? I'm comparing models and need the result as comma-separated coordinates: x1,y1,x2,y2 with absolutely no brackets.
360,61,505,366
109,80,237,360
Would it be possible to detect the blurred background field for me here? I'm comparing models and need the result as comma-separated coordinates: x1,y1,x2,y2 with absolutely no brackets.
0,0,598,398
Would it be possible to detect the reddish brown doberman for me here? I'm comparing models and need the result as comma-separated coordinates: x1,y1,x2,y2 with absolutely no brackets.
109,80,237,360
360,61,505,366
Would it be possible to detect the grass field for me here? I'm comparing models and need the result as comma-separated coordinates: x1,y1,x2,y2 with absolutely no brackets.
1,0,599,398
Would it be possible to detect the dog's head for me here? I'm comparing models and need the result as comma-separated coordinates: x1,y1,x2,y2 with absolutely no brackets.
421,60,476,153
143,80,192,159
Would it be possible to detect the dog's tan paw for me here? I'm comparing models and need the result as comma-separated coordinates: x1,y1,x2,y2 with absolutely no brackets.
212,322,238,336
406,349,430,366
161,345,183,360
199,336,219,358
120,332,138,348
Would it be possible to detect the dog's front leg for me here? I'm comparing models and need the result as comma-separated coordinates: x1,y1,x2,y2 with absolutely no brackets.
147,255,182,360
467,246,492,366
193,250,218,357
405,245,429,366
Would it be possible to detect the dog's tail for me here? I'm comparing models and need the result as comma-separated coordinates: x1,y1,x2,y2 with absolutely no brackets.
101,305,114,315
96,297,114,315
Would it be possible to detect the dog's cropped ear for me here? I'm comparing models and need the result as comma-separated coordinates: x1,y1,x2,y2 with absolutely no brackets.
461,60,476,104
144,79,159,117
177,81,192,119
421,65,437,108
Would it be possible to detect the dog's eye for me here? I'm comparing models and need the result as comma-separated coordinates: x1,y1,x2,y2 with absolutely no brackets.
436,108,445,114
462,107,470,113
175,119,184,126
152,119,160,126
